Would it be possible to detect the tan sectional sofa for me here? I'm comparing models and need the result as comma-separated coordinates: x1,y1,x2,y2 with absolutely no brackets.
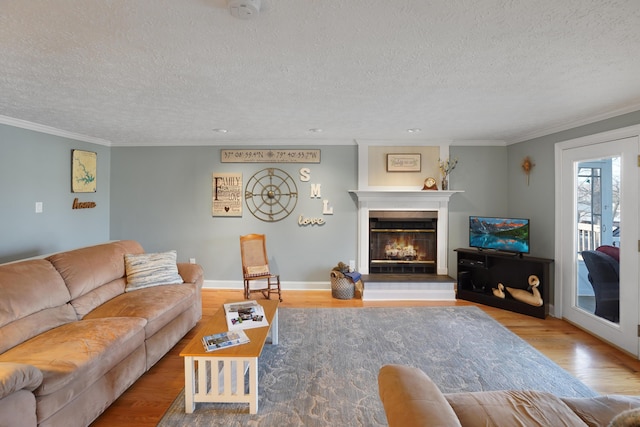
378,364,640,427
0,240,204,427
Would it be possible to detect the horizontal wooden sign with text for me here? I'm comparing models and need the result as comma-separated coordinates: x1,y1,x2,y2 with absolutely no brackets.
221,149,320,163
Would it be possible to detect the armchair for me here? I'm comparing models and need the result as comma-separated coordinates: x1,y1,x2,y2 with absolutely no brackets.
581,249,620,322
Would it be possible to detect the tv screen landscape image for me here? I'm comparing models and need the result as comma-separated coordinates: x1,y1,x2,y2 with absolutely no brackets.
469,216,530,254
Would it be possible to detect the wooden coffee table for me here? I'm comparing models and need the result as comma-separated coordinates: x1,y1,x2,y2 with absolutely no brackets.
180,299,279,414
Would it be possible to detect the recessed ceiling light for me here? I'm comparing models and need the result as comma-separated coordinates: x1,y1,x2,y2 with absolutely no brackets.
407,128,421,133
213,129,228,133
308,128,323,133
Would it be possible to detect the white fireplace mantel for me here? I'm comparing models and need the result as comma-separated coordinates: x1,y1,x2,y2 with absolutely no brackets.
349,189,462,203
349,189,463,275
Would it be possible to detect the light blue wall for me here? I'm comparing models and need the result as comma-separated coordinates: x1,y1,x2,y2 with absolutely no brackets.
447,145,509,274
508,110,640,258
0,124,111,263
507,110,640,303
109,145,358,283
3,108,640,287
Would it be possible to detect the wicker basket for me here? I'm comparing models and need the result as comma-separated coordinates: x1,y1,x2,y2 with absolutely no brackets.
331,271,355,299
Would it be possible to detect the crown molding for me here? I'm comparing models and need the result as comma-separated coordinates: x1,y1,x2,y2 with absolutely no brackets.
507,103,640,145
0,115,111,146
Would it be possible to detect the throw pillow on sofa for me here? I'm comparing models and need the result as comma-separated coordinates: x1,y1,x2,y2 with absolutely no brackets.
124,250,184,292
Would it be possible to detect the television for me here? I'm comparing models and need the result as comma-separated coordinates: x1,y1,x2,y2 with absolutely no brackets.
469,216,530,255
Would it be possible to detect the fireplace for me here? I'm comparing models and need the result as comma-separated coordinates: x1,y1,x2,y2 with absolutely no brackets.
369,211,437,274
349,190,456,275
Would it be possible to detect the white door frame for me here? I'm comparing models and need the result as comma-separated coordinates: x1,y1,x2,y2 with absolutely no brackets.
554,125,640,356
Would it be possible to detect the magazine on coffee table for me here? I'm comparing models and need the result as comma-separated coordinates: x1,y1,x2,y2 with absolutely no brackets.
201,329,250,352
224,301,269,330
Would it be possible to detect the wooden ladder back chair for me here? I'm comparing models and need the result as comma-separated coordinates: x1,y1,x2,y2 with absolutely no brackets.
240,234,282,301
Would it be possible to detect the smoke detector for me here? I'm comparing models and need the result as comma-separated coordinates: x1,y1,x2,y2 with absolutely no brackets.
228,0,261,19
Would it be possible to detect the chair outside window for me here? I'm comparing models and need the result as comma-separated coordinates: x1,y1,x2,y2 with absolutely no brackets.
581,248,619,322
240,234,282,302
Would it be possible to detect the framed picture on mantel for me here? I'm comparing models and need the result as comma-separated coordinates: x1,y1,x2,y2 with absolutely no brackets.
386,153,421,172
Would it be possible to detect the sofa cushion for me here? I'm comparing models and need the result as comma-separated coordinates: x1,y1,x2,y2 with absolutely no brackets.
0,317,146,397
84,283,196,338
378,364,462,427
0,363,43,399
0,304,77,358
561,395,640,427
124,250,183,292
47,240,144,300
445,390,588,427
68,278,127,319
0,260,75,353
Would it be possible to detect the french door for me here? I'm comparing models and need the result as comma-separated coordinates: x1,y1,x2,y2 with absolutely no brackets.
556,132,639,356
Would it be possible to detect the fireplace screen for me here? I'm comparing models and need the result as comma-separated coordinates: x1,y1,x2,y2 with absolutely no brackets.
369,213,437,274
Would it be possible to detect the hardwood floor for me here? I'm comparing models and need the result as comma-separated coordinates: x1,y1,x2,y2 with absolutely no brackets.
90,289,640,427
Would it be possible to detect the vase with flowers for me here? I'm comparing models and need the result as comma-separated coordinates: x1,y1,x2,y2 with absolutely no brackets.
438,157,458,190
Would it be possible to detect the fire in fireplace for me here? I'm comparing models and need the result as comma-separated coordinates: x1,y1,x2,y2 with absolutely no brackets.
369,211,437,274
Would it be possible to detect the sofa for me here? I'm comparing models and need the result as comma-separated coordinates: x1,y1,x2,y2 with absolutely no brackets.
378,364,640,427
0,240,204,427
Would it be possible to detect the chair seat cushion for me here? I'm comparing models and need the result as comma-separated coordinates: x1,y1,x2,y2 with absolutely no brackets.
245,265,270,277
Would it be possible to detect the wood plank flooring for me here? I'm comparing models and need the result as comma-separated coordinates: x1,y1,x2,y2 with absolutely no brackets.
90,289,640,427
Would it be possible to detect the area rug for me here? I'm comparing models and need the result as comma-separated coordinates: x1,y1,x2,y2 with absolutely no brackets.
157,306,597,426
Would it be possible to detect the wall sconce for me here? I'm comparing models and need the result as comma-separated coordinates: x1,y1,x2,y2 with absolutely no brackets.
521,156,535,186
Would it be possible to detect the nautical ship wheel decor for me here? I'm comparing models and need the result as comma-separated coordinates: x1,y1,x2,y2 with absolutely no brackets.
245,167,298,222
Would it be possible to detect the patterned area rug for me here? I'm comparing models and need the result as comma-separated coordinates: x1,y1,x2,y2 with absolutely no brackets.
157,306,597,426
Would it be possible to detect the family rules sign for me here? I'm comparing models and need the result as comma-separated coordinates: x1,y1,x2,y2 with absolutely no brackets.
212,173,242,217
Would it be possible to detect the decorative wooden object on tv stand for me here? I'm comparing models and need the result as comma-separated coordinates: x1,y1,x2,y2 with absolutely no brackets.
455,248,553,319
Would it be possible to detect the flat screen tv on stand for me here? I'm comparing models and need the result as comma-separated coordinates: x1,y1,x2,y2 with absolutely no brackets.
469,216,530,257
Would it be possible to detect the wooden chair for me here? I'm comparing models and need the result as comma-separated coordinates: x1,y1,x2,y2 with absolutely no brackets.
240,234,282,301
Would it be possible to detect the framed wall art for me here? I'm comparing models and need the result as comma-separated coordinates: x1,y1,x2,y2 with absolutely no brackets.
71,149,97,193
386,153,421,172
212,172,243,217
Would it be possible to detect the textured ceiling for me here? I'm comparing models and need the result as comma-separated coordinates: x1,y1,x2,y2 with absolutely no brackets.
1,0,640,146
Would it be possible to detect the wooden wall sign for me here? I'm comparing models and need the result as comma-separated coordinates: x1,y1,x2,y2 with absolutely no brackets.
72,198,96,209
221,149,320,163
212,172,242,217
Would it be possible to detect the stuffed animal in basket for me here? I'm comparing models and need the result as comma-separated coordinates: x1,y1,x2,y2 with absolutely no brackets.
332,261,350,275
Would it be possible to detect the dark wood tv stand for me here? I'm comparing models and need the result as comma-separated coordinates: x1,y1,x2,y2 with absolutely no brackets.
455,248,553,319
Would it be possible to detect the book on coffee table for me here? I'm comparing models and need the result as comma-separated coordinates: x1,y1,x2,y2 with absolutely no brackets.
223,301,270,331
201,330,250,352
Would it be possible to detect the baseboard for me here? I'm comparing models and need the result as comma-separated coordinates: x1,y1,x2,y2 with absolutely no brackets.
203,280,330,291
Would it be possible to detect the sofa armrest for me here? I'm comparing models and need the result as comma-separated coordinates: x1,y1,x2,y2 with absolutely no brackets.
0,362,43,400
378,364,462,427
177,263,204,287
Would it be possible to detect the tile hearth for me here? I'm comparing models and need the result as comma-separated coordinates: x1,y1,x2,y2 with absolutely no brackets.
361,273,456,301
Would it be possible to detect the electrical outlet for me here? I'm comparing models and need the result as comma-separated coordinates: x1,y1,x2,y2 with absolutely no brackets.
349,260,356,272
189,258,196,264
35,202,43,213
